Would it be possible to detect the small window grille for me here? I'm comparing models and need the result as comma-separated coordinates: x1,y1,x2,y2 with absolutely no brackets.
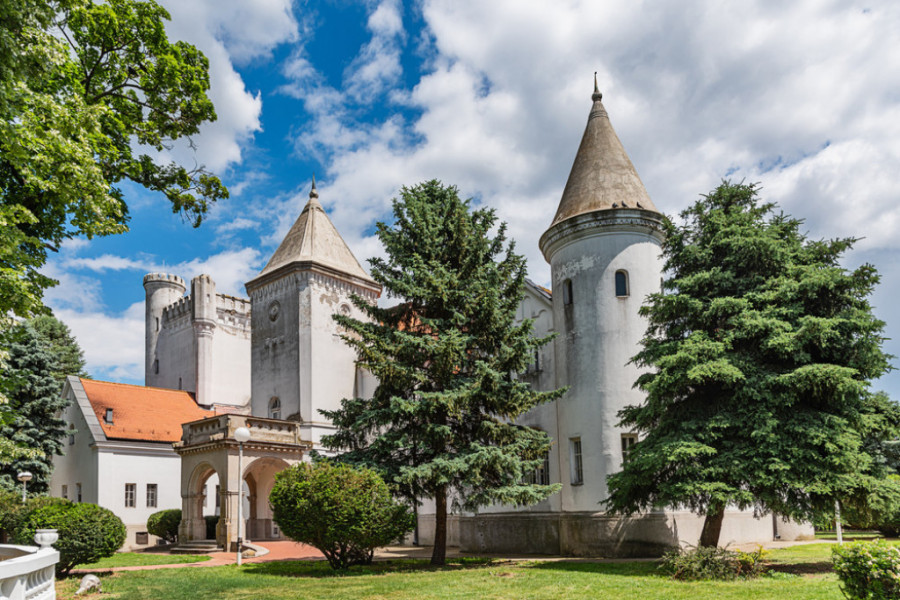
136,532,149,545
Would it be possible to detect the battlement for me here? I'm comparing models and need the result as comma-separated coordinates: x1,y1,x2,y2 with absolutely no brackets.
143,273,186,290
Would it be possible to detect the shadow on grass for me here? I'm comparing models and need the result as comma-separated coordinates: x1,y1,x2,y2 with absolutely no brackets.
519,560,664,578
767,561,834,576
242,557,501,579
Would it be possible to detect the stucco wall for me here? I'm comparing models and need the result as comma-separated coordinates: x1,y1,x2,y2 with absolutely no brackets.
50,387,99,504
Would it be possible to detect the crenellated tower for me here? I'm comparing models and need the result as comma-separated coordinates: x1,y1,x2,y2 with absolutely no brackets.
144,273,186,386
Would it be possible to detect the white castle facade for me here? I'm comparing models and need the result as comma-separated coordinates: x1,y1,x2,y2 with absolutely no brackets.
53,85,811,554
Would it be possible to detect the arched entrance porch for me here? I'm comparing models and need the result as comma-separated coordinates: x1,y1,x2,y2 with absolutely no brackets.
175,414,310,550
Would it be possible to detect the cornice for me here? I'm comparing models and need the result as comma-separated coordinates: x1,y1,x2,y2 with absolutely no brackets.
539,208,665,262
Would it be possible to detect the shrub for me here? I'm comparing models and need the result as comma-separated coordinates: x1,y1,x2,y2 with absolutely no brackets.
833,540,900,599
270,462,415,569
147,509,181,544
0,490,69,542
15,502,126,576
661,545,768,581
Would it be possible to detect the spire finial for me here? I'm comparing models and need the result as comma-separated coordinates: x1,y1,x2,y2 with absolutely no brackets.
592,72,602,102
310,175,318,200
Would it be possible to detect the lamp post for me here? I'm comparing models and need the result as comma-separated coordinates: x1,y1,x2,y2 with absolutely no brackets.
234,426,251,566
17,471,32,503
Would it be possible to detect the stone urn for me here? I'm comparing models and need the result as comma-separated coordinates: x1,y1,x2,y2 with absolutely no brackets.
34,529,58,549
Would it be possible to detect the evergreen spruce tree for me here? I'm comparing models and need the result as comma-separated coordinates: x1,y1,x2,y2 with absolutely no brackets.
605,181,898,546
0,318,83,493
322,180,564,565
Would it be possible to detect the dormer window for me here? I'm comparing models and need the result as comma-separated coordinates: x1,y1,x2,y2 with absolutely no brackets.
104,408,114,424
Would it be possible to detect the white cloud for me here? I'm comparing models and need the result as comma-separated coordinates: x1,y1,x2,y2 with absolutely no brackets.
55,302,146,383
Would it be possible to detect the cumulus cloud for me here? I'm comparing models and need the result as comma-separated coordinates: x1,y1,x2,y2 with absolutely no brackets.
56,302,146,383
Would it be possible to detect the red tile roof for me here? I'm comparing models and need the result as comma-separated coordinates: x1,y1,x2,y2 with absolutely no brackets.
79,378,213,443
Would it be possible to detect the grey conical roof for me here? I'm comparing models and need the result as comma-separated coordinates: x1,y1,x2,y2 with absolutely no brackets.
258,182,375,283
549,83,659,227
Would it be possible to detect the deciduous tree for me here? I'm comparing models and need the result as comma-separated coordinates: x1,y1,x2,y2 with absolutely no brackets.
0,0,227,317
322,180,564,565
605,181,897,547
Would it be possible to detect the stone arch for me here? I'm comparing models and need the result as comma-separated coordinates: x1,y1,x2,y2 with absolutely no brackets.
180,460,224,542
243,456,291,540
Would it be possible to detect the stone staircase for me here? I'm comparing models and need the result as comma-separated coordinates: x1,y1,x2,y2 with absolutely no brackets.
171,540,220,554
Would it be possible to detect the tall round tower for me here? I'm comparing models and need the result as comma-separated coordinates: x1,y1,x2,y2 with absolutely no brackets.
143,273,186,386
539,78,665,510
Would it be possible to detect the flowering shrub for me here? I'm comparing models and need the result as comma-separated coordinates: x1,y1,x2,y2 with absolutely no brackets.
661,545,768,580
832,540,900,599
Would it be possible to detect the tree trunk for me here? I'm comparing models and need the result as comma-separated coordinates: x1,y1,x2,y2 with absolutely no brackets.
430,486,447,566
699,504,725,548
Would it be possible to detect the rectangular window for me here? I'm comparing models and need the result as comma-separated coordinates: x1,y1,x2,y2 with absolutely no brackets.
621,433,638,463
146,484,158,508
570,438,584,485
76,483,82,503
61,485,68,500
104,408,114,424
125,483,136,508
536,452,550,485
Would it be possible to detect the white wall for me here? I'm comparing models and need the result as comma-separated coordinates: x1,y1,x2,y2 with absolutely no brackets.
50,387,99,504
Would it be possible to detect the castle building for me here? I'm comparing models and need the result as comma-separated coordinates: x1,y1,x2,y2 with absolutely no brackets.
52,83,810,553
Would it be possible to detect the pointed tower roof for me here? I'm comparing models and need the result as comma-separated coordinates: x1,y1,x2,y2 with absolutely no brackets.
548,76,659,228
255,179,376,284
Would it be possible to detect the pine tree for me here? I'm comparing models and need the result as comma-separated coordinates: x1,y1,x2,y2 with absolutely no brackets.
0,318,84,493
605,181,898,546
322,180,565,565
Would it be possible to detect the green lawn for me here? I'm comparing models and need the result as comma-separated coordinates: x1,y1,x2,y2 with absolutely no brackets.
55,547,850,600
75,552,211,569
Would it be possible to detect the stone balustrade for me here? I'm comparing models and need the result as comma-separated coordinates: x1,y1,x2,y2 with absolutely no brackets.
0,530,59,600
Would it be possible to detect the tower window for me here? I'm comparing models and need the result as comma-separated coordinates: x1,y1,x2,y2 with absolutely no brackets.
562,279,573,305
153,359,159,374
570,438,584,485
615,270,629,297
269,397,281,420
621,433,638,462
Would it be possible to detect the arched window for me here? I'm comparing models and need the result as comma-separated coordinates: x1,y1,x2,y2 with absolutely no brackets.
562,279,573,305
269,397,281,420
615,270,629,297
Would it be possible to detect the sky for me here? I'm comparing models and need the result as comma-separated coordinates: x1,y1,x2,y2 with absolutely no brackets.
43,0,900,398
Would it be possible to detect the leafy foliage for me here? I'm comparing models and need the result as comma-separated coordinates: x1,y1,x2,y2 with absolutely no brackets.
0,488,69,542
0,0,227,317
16,501,126,575
605,181,898,546
321,180,564,564
832,540,900,599
0,318,79,491
661,545,768,580
146,508,181,544
269,462,415,570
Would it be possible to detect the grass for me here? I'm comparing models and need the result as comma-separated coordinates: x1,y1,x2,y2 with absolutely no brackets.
55,548,850,600
74,552,211,569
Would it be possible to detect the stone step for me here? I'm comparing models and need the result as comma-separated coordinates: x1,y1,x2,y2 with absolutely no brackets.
171,540,220,554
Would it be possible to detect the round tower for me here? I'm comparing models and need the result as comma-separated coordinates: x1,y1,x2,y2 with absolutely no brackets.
143,273,186,386
539,79,664,510
191,274,217,407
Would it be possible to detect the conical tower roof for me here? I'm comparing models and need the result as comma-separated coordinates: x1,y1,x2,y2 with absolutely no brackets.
549,78,659,228
256,179,375,284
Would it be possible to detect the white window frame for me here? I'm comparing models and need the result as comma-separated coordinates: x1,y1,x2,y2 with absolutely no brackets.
146,483,158,508
125,483,136,508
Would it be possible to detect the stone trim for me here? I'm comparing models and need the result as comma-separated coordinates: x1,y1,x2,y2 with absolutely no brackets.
539,208,665,262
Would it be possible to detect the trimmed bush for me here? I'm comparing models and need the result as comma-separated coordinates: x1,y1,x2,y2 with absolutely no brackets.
147,509,181,544
661,545,768,581
0,490,69,542
833,540,900,599
15,502,126,575
270,462,415,569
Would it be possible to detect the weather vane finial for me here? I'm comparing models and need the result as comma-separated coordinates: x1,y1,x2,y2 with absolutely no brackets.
592,72,602,102
310,174,318,200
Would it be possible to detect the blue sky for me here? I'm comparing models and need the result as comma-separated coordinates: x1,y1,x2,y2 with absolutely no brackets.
43,0,900,400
